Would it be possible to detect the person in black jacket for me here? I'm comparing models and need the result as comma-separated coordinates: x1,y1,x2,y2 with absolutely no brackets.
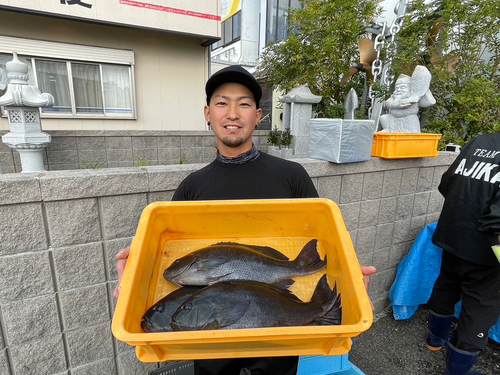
114,65,377,375
426,134,500,375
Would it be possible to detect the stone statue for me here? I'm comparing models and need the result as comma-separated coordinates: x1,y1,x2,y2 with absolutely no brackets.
379,65,436,133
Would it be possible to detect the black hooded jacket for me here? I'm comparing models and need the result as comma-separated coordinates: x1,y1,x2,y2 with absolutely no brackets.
433,133,500,266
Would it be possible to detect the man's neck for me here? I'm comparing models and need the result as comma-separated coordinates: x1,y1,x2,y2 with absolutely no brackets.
218,144,253,158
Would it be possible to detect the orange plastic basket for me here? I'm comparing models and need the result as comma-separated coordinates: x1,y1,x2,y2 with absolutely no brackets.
372,132,442,159
112,198,373,362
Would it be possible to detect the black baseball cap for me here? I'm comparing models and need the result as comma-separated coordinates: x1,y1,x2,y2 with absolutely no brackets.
205,65,262,108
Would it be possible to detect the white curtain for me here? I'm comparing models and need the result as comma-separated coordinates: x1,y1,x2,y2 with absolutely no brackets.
72,63,103,114
102,64,132,114
36,60,72,113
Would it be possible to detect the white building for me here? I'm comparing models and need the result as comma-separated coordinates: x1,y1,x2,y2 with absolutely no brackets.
0,0,220,132
210,0,303,130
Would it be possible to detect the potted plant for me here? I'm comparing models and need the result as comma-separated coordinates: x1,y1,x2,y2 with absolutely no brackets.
279,128,294,158
267,127,294,159
280,128,293,148
267,126,281,147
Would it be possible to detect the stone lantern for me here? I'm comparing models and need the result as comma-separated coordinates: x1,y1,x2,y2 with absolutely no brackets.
0,52,54,173
279,85,322,158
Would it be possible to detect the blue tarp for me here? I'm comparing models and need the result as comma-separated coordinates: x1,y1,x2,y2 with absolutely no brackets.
389,222,500,343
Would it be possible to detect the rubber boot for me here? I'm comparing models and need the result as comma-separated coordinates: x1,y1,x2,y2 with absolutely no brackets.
427,310,454,351
443,341,484,375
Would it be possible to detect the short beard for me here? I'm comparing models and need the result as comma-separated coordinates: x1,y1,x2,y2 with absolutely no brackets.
221,137,244,148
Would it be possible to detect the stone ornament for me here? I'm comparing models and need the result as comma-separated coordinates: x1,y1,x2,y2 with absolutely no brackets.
0,52,54,173
379,65,436,133
344,88,359,120
0,52,54,107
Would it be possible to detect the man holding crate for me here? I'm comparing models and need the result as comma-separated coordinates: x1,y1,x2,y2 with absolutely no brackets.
114,65,376,375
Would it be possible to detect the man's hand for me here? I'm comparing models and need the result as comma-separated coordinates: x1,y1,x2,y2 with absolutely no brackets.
113,247,130,299
361,266,377,311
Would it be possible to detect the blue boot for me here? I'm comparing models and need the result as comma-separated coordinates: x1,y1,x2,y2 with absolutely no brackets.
444,342,484,375
427,310,454,351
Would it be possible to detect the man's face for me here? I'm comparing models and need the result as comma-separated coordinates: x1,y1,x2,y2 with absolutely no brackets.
205,82,262,157
393,83,410,99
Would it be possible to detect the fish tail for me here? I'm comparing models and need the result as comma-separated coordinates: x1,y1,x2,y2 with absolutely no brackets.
313,292,342,326
310,275,342,326
293,239,326,273
310,274,332,304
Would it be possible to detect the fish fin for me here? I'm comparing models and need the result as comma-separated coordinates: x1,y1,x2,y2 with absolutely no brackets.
225,280,300,300
272,279,295,289
310,277,342,326
206,272,234,284
244,245,289,260
213,300,251,328
201,321,221,330
310,274,332,305
293,239,326,273
210,242,289,260
195,258,229,271
210,242,239,246
311,293,342,326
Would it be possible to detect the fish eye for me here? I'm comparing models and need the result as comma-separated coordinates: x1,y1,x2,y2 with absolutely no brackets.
183,303,192,311
154,304,165,313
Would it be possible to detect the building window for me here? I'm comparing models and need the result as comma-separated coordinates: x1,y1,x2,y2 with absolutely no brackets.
0,53,134,118
212,11,242,50
266,0,302,44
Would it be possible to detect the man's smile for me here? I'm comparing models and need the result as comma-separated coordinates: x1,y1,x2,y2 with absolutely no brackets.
223,124,242,130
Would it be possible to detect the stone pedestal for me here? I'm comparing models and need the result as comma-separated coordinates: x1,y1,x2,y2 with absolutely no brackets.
279,85,322,158
12,146,46,172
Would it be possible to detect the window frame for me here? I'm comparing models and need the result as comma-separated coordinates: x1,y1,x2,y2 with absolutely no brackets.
0,36,136,120
211,10,242,51
266,0,303,45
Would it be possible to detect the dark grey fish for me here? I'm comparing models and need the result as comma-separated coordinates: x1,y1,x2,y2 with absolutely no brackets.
163,239,325,286
141,286,203,333
170,274,342,331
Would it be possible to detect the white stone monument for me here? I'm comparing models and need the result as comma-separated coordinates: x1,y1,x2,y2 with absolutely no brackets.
0,53,54,173
279,85,322,158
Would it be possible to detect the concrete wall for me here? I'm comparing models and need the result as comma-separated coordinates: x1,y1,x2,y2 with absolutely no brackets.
0,10,209,132
0,153,457,374
0,130,270,173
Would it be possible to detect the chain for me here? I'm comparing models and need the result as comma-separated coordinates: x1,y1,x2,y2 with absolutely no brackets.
367,5,406,118
368,22,386,118
383,16,405,86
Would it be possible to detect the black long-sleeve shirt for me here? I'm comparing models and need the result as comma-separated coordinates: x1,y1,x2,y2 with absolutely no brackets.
433,133,500,265
171,150,319,374
172,152,319,201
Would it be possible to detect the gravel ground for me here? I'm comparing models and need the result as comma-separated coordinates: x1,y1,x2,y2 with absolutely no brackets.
349,306,500,375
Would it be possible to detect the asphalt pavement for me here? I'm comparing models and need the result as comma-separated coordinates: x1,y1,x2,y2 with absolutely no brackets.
349,306,500,375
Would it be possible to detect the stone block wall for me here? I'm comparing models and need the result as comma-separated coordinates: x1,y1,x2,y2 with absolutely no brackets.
0,130,271,173
0,153,457,374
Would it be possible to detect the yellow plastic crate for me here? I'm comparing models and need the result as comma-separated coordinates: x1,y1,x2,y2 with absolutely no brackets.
372,132,442,159
112,198,373,362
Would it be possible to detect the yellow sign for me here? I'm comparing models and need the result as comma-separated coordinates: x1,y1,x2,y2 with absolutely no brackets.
221,0,241,22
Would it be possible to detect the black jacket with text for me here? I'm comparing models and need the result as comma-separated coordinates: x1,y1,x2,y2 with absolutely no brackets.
433,133,500,266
